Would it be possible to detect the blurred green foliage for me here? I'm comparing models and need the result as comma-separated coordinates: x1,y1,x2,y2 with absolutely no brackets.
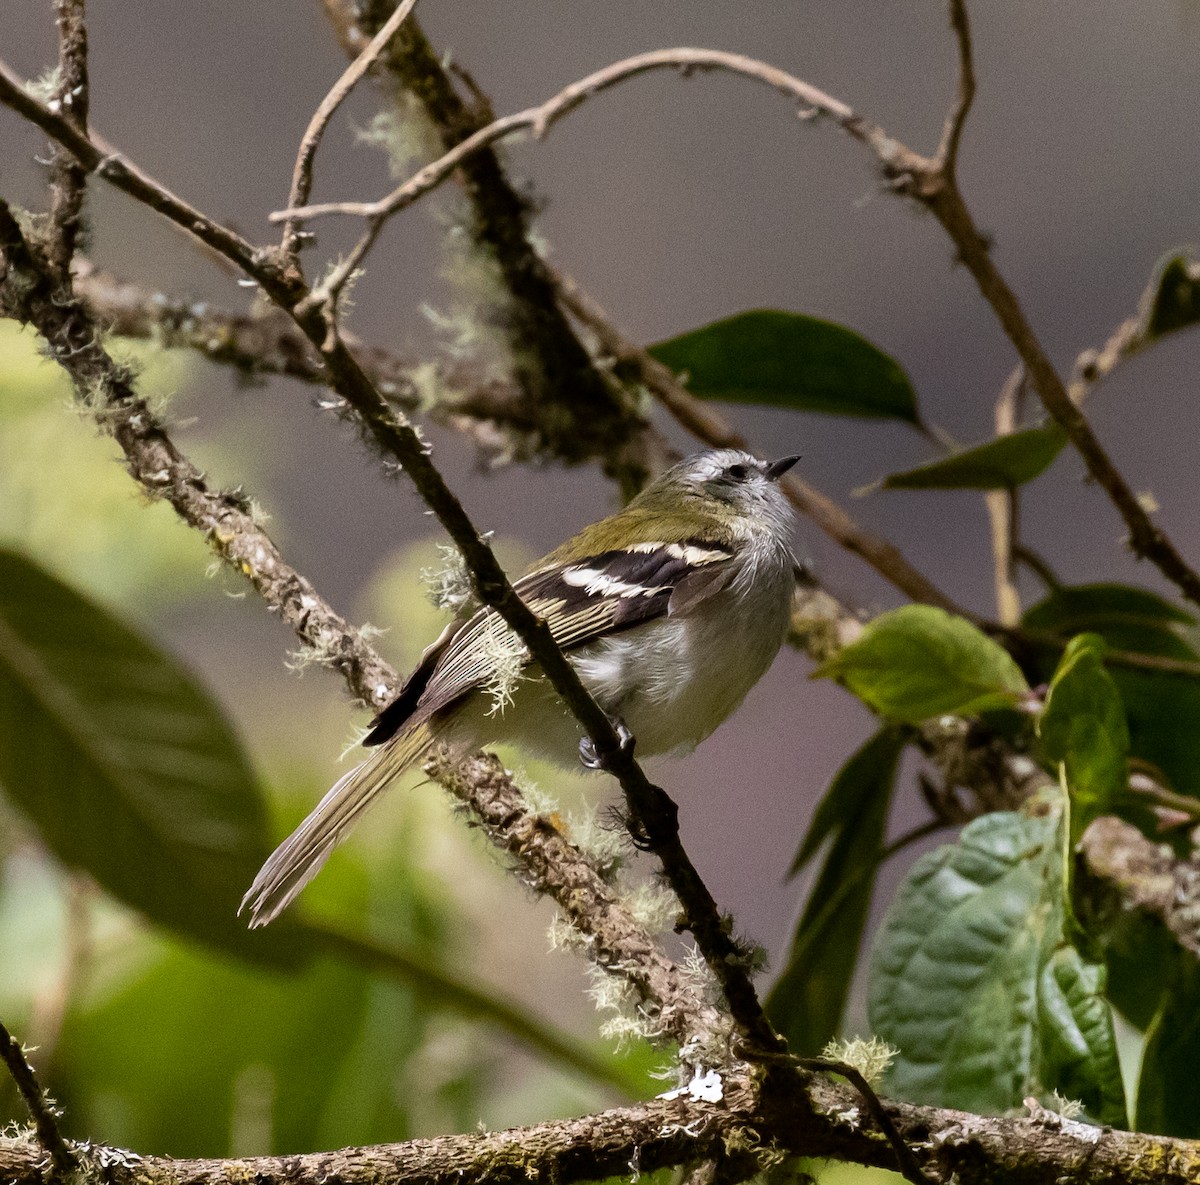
0,328,645,1155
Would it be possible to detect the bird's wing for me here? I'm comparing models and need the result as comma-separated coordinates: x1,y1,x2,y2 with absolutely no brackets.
361,539,735,746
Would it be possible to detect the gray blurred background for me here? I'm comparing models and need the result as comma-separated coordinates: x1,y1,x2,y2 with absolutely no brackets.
3,0,1200,1044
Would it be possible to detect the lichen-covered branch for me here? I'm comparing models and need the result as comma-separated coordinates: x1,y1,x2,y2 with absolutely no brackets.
0,203,398,711
426,748,729,1057
0,1021,75,1176
70,262,601,461
320,0,643,480
44,0,90,278
1080,814,1200,959
4,1067,1199,1185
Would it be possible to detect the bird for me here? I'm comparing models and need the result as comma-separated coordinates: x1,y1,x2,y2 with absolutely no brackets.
241,448,800,927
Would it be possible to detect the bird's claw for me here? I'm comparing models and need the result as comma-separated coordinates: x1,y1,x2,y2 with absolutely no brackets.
578,717,634,771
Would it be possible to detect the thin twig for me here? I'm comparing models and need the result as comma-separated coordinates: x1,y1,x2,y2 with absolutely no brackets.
795,1058,934,1185
0,1020,75,1175
272,46,892,227
1012,543,1061,591
282,0,420,257
552,267,968,616
935,0,975,173
983,366,1024,626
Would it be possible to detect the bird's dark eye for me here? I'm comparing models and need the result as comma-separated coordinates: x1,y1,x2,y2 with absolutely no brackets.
726,463,750,482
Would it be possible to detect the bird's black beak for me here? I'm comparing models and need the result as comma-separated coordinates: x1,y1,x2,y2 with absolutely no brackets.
766,454,801,481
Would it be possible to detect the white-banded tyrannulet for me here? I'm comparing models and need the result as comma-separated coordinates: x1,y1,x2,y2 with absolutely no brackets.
241,448,800,926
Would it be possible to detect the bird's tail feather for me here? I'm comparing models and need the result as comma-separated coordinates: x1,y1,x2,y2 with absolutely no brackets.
240,724,432,927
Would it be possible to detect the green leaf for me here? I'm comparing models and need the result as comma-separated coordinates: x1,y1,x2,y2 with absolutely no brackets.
1039,634,1130,835
1023,586,1200,797
648,309,920,424
0,549,301,966
1144,252,1200,340
768,728,904,1053
1038,944,1127,1125
881,425,1067,491
868,808,1126,1126
1137,961,1200,1138
1024,583,1195,656
816,605,1028,722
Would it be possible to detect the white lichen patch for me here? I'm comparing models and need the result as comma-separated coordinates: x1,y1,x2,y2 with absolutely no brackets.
477,616,527,716
565,804,626,876
421,543,474,614
622,880,682,936
658,1066,724,1104
679,943,725,1010
821,1035,897,1089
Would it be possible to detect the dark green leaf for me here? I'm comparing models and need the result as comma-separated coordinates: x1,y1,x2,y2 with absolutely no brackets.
0,549,301,966
1039,634,1130,835
1137,961,1200,1137
816,605,1028,722
881,425,1067,491
1024,583,1195,656
1098,911,1174,1031
1038,945,1127,1126
1023,586,1200,796
648,309,920,424
869,809,1126,1126
1145,253,1200,340
768,728,904,1053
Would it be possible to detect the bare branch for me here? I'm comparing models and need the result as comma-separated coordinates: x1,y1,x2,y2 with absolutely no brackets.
983,366,1024,626
0,1020,75,1176
552,268,968,617
271,47,886,226
282,0,420,257
935,0,975,173
925,183,1200,606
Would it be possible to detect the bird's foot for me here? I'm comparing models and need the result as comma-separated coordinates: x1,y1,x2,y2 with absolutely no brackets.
578,716,635,771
